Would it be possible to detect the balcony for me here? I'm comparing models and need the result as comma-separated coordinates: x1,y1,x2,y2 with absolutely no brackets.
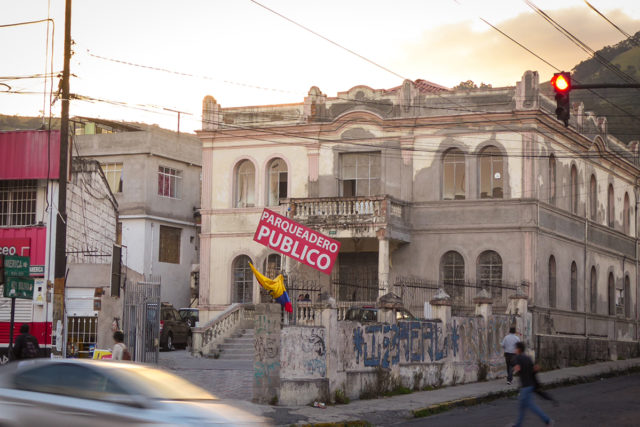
289,196,410,242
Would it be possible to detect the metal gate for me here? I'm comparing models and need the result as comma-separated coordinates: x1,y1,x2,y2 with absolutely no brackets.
123,276,160,363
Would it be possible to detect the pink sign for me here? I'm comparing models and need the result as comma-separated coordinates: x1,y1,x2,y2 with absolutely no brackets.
254,209,341,275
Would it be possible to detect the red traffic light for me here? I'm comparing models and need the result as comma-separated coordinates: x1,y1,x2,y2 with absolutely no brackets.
551,72,571,93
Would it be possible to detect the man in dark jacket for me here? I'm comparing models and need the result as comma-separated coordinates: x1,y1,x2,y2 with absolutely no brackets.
12,324,40,360
512,342,553,426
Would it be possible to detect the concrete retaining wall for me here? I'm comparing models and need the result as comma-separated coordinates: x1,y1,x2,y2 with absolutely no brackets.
255,302,521,405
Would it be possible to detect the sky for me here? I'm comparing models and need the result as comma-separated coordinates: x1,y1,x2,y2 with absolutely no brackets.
1,0,640,133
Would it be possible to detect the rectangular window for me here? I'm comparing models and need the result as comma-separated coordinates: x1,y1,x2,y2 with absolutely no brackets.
101,163,123,193
158,166,182,199
339,152,381,197
67,317,97,359
159,225,181,264
0,180,37,227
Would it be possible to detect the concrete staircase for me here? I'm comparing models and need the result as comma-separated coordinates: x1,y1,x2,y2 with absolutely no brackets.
217,328,254,361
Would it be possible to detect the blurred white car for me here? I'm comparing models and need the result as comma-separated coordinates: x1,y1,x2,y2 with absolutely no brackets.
0,359,270,427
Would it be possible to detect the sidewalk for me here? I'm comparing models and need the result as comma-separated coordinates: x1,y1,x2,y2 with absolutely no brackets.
247,358,640,426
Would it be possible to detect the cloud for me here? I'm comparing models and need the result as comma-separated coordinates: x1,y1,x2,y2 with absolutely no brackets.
395,7,640,88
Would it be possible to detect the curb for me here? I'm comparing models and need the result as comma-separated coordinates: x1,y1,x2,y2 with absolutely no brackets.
412,363,640,419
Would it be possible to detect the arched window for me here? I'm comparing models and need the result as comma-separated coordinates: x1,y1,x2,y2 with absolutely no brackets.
624,275,631,318
570,165,578,214
479,146,504,199
608,184,614,228
590,266,597,313
590,175,597,221
261,254,282,303
548,155,556,205
548,256,556,308
440,251,465,300
234,160,256,208
232,255,253,303
263,253,282,277
623,192,630,235
477,250,502,298
443,149,465,200
608,272,615,315
570,262,578,311
267,158,288,206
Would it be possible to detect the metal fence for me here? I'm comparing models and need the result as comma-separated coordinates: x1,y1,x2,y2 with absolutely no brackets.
393,276,529,318
123,276,161,363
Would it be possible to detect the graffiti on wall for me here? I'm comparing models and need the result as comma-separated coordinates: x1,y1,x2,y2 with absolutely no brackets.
281,327,327,379
352,321,448,368
349,316,513,370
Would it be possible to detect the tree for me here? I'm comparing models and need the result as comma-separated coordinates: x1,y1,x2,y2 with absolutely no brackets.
453,80,493,90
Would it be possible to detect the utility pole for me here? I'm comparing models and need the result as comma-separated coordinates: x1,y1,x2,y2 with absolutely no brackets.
52,0,72,357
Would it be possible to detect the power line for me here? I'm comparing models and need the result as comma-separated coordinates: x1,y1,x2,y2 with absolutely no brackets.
0,18,53,28
71,91,640,165
83,49,297,95
525,0,639,85
583,1,634,41
452,0,640,128
248,0,406,81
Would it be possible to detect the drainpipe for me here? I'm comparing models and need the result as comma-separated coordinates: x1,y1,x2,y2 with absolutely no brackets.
629,178,640,341
584,213,588,341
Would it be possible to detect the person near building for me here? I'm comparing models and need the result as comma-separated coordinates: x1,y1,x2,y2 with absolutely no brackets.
501,326,520,384
112,331,131,361
512,342,553,426
12,324,40,360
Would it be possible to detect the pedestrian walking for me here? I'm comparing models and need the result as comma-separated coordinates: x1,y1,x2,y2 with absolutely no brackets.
11,324,40,360
501,326,520,384
112,330,131,361
512,342,553,426
533,371,558,405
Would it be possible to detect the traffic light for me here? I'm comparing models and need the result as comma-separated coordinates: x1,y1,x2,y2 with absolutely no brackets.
551,72,571,127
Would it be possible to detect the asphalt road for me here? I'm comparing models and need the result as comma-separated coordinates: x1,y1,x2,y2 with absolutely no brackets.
394,373,640,426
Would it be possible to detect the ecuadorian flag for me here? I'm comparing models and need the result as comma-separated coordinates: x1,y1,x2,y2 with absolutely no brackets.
248,263,293,313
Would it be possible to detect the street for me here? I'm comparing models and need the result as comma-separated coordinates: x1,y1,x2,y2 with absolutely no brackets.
395,373,640,427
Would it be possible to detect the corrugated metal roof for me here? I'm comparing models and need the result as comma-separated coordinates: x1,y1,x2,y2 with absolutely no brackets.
0,130,60,179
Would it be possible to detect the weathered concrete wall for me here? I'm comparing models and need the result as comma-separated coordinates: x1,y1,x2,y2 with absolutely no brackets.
536,334,640,370
279,326,329,405
263,304,517,405
253,304,281,404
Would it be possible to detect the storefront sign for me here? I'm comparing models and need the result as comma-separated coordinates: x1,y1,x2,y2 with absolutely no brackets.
253,208,340,275
0,238,31,257
29,265,45,275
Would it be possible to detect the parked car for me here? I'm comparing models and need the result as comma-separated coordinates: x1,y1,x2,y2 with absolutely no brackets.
344,306,416,322
160,303,190,351
0,359,269,426
178,308,199,328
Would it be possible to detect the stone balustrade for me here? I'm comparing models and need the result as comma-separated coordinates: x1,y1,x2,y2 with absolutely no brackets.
191,303,254,357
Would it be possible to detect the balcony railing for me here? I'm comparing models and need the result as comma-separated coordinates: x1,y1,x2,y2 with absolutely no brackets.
290,196,408,231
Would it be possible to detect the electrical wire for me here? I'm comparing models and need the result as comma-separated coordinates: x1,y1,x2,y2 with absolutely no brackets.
69,91,640,164
583,1,635,41
451,0,640,131
248,0,406,81
525,0,639,85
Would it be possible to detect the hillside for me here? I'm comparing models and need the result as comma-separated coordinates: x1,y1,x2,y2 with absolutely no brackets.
563,31,640,144
0,115,60,131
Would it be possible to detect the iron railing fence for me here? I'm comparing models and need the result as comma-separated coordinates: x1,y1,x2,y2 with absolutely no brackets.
123,276,161,363
393,276,529,317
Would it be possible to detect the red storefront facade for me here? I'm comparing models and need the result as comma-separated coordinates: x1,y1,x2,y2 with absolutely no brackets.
0,130,60,360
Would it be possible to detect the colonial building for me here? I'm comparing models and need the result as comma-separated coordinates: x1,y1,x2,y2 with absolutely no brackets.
197,71,639,361
74,118,202,308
